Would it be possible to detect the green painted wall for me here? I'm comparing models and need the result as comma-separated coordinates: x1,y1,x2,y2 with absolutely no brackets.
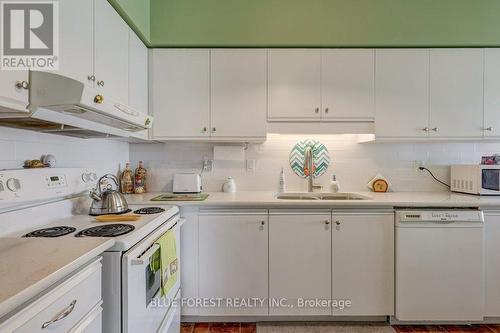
109,0,151,44
149,0,500,47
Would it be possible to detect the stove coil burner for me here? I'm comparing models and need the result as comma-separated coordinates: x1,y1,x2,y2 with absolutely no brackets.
75,224,135,237
23,226,77,238
133,207,165,215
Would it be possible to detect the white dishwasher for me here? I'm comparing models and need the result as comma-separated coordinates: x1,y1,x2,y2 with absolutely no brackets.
395,209,484,322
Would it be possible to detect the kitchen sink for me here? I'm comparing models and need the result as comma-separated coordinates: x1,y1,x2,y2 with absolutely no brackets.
275,193,372,201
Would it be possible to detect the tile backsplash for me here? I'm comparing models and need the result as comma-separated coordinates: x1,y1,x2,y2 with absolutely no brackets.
4,126,498,193
130,134,500,193
0,127,129,175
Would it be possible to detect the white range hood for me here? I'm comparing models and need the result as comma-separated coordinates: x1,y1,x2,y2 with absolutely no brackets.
0,71,152,139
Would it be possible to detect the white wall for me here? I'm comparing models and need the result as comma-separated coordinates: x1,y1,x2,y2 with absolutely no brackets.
130,134,500,193
0,127,129,176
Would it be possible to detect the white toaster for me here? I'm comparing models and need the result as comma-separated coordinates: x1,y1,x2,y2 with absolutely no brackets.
173,173,202,194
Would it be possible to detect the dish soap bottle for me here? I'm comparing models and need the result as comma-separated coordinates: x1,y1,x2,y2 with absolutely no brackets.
120,163,134,194
279,167,286,193
134,161,147,194
331,174,340,193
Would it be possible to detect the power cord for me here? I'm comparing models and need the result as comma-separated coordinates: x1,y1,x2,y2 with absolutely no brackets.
418,167,451,188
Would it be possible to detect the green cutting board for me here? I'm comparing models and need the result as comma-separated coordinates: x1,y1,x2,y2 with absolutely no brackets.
150,193,209,201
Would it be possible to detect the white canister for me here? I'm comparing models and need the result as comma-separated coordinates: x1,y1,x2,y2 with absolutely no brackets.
222,177,236,193
42,154,56,167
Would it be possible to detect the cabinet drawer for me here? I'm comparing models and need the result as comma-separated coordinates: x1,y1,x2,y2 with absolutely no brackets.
68,303,102,333
11,259,102,333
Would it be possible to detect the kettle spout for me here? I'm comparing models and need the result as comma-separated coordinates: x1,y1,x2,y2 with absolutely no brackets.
90,189,102,201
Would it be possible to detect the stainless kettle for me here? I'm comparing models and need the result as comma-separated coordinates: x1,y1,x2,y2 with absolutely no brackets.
89,174,129,216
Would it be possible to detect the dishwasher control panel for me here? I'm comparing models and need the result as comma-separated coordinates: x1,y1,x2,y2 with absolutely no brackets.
397,210,484,223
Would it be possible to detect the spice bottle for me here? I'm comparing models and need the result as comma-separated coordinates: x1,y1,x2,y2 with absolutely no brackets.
134,161,147,194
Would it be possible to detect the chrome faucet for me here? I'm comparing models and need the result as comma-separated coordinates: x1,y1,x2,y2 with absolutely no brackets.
304,147,314,192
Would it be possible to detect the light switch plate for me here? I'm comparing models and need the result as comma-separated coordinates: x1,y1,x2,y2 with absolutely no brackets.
246,159,256,172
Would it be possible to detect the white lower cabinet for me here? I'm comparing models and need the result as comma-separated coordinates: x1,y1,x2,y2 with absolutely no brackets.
184,208,395,318
198,209,269,315
332,212,394,315
484,212,500,317
269,210,332,316
68,304,103,333
179,208,200,316
0,258,102,333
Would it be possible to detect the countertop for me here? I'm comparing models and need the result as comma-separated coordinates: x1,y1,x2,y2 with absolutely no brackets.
125,191,500,209
0,238,114,319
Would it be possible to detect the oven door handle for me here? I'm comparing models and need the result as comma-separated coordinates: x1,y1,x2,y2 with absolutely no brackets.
132,243,160,266
130,218,185,266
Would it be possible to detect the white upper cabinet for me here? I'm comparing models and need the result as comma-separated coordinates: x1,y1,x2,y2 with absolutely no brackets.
269,210,332,316
332,212,394,316
151,49,210,139
128,29,148,114
57,0,94,86
484,49,500,137
321,49,374,120
375,49,430,138
429,49,484,138
151,49,265,141
0,71,29,112
94,0,129,104
268,49,322,121
211,49,267,139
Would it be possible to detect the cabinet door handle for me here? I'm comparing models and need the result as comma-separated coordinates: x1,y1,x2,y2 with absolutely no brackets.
484,127,493,132
315,107,320,114
87,75,96,82
15,81,29,90
97,80,105,87
325,220,330,225
335,221,341,230
431,127,438,132
324,108,329,114
421,127,430,132
94,94,104,104
212,127,217,133
259,220,266,231
41,300,77,329
202,127,207,133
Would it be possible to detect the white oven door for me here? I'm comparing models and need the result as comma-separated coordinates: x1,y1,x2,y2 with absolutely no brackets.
122,216,183,333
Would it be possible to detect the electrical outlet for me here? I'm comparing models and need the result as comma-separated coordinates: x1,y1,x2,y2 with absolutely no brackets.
203,159,213,172
413,160,426,171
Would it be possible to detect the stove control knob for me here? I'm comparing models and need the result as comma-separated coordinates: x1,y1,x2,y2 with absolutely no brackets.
0,181,4,192
6,178,21,192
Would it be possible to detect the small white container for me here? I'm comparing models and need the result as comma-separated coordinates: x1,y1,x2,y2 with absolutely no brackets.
222,177,236,193
331,174,340,193
42,154,56,167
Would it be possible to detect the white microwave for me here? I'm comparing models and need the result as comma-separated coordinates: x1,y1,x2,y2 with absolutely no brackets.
451,164,500,195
